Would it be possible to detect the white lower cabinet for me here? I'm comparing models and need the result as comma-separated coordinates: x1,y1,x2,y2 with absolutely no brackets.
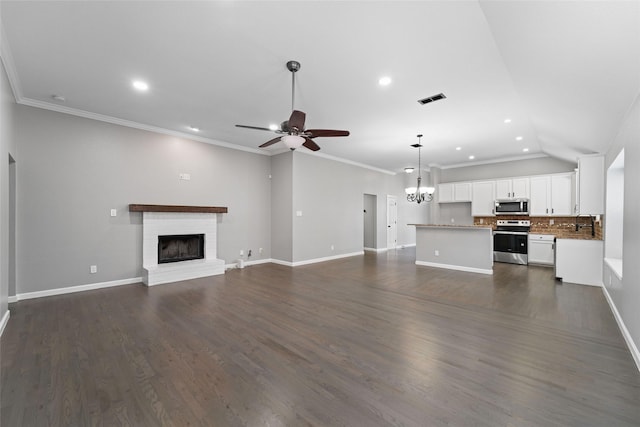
528,234,555,266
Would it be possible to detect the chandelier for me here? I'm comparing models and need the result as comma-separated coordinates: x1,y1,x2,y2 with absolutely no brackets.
405,134,435,203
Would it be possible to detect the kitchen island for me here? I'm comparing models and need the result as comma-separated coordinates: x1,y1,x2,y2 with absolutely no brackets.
410,224,494,275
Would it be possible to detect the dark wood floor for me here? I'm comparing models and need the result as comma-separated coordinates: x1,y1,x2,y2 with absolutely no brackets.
2,248,640,426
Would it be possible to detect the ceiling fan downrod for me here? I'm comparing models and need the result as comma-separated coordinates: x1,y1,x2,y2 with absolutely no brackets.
286,60,301,112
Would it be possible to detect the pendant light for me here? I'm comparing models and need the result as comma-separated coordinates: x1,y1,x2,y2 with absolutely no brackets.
405,134,435,203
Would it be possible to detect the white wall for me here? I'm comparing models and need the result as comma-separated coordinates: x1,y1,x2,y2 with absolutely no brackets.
13,104,272,295
441,156,576,182
603,93,640,366
270,151,293,262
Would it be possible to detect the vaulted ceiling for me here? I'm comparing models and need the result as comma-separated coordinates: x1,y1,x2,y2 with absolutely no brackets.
2,1,639,172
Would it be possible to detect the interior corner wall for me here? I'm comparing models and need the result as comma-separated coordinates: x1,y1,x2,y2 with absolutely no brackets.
290,152,405,262
1,58,17,324
270,151,293,262
604,92,640,359
13,104,272,295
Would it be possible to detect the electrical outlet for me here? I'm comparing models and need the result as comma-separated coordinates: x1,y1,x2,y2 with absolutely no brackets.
330,245,335,251
479,218,484,224
259,248,263,254
110,208,117,217
90,265,97,274
450,218,455,223
179,173,191,181
549,219,555,225
435,250,440,256
239,250,244,256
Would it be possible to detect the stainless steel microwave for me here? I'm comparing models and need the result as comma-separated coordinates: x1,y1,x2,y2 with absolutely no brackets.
495,199,529,215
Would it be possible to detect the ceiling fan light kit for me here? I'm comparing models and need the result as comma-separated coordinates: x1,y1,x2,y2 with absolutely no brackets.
235,60,349,152
281,135,305,150
406,134,435,204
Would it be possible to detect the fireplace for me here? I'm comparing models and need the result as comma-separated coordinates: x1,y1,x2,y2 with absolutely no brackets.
130,205,228,286
158,234,205,264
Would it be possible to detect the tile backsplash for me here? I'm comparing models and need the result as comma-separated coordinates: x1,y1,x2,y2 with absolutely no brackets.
473,215,603,240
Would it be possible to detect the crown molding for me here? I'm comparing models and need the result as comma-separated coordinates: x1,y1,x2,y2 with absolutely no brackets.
0,24,23,102
296,149,396,176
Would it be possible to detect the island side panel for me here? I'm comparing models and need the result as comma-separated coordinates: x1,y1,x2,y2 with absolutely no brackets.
415,226,493,274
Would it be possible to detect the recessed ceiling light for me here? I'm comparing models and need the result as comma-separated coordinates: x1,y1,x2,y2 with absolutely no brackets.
188,126,200,132
404,167,414,173
269,124,279,131
469,155,475,160
515,136,523,141
378,76,392,86
456,147,462,151
132,80,149,91
504,118,512,123
523,148,529,152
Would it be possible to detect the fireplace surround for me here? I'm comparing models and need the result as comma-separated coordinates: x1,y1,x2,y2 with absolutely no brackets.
130,204,227,286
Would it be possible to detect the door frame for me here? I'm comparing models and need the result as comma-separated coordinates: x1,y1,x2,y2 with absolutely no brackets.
387,195,398,250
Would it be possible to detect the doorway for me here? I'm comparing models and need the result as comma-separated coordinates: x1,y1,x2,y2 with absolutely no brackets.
9,154,16,297
363,194,377,251
387,195,397,250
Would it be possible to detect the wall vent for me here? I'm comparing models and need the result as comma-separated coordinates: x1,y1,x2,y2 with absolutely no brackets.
418,93,447,105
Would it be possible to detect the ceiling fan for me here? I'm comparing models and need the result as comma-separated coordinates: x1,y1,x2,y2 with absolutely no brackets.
235,60,350,151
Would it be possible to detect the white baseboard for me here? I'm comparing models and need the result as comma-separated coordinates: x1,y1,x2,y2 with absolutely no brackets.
225,258,273,269
601,284,640,372
364,247,388,253
11,277,143,302
8,295,18,303
0,310,10,337
399,244,416,249
415,260,493,275
272,251,364,267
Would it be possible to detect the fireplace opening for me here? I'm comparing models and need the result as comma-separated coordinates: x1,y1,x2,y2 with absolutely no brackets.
158,234,205,264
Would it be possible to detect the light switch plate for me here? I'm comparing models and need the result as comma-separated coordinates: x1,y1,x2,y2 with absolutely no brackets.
110,209,117,217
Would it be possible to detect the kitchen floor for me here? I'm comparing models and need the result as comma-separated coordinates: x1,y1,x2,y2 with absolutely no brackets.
2,248,638,426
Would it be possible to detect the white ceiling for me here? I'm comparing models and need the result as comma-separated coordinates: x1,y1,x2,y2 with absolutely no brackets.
2,1,639,173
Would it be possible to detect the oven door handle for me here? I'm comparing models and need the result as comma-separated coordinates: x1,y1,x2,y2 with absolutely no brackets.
493,231,529,235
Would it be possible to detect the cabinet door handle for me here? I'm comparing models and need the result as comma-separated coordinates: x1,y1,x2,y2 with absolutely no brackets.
552,208,554,214
546,208,548,214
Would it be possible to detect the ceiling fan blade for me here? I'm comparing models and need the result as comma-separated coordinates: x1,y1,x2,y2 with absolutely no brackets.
303,138,321,151
236,124,273,132
306,129,350,138
259,136,282,148
288,110,306,130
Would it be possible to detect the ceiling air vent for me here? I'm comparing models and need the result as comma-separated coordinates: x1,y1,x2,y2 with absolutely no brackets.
418,93,447,105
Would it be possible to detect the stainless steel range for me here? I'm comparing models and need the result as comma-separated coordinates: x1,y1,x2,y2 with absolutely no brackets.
493,219,530,265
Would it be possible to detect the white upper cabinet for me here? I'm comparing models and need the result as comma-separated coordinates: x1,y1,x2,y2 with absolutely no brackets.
438,182,471,203
471,181,496,216
550,174,574,215
453,182,472,202
530,173,574,216
529,176,550,215
496,177,530,199
577,155,604,215
438,183,455,203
